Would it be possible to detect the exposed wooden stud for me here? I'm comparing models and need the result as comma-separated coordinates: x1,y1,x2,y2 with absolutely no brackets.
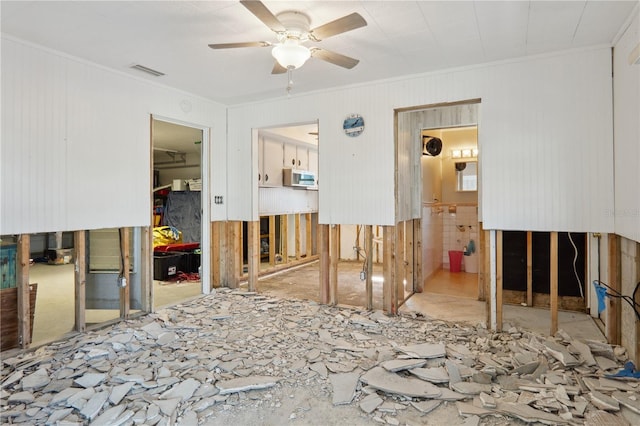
17,234,31,348
318,224,330,304
226,221,238,289
406,220,414,297
396,221,406,304
489,230,497,330
383,225,396,314
607,234,621,345
305,213,312,258
74,230,86,333
477,223,486,301
212,222,221,289
550,231,559,336
140,226,153,311
526,231,533,307
496,230,503,332
236,222,243,278
365,225,373,310
269,216,276,265
280,215,288,264
483,228,491,320
295,214,301,260
120,227,130,319
248,221,259,292
413,218,423,293
376,226,380,263
329,224,339,305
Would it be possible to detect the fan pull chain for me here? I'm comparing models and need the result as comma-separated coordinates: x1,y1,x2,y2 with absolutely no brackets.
286,67,294,96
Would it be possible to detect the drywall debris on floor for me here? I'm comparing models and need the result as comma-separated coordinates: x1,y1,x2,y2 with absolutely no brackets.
1,288,639,425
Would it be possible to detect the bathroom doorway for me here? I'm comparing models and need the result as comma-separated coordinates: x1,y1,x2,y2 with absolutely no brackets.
396,101,481,300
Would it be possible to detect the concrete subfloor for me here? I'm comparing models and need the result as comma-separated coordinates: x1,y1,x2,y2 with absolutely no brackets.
27,263,200,346
26,259,605,348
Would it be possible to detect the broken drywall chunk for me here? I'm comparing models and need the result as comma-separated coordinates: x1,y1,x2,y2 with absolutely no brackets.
590,390,621,411
381,359,426,372
216,376,280,395
479,391,496,408
543,341,580,367
411,400,441,414
359,393,383,414
612,391,640,414
360,367,441,398
330,372,360,405
395,342,446,359
409,367,449,383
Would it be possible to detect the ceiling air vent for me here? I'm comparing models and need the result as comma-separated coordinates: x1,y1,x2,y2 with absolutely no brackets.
130,64,165,77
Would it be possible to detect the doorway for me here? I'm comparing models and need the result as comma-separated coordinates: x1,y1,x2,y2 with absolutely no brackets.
397,101,481,302
151,118,209,308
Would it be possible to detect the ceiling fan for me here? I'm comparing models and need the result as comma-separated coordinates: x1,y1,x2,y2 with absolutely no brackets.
208,0,367,75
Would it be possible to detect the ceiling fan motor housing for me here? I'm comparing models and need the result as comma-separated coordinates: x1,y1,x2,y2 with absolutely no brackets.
276,11,311,41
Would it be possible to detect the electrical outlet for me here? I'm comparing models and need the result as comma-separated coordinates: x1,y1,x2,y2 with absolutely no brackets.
214,195,224,205
360,271,366,281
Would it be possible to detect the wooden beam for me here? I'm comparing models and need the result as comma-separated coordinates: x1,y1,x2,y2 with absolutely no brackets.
329,224,339,305
477,223,486,301
376,226,380,264
140,226,152,312
607,234,621,345
406,220,414,297
280,215,288,264
226,221,238,289
383,225,396,314
120,227,130,319
489,230,497,330
550,231,559,336
295,214,302,260
17,234,30,348
365,225,373,310
212,221,221,289
247,221,259,292
480,228,495,322
396,221,406,303
526,231,533,307
233,221,245,281
269,216,276,265
413,218,423,293
496,230,503,332
305,213,312,258
74,230,86,333
318,224,330,304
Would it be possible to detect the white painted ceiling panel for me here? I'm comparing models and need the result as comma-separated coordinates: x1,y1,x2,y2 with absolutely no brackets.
1,1,637,104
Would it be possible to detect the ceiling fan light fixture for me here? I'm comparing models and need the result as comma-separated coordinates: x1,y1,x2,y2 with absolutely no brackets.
272,40,310,69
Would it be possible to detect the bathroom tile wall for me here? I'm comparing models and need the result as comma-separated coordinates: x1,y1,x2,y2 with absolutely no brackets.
443,205,479,269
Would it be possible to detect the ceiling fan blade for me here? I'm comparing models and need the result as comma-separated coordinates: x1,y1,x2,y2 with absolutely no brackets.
311,48,360,69
310,13,367,41
208,41,271,49
271,61,287,74
240,0,286,32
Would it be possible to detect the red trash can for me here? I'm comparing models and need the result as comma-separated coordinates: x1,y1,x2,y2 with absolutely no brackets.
448,250,463,272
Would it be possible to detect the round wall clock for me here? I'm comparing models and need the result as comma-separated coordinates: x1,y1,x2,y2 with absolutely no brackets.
343,114,364,137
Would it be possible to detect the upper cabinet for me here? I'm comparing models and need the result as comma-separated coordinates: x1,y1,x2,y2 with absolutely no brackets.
260,137,284,187
259,131,317,188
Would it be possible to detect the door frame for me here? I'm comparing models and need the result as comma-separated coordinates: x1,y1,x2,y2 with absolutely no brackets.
151,115,212,299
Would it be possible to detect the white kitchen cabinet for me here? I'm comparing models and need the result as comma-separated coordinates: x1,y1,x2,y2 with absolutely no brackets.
283,143,297,168
296,145,309,170
260,137,284,187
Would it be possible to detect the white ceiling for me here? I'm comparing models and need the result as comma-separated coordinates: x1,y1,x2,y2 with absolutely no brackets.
2,1,636,106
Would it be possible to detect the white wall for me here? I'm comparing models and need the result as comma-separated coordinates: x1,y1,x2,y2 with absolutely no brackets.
1,37,227,234
613,12,640,243
228,46,614,232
